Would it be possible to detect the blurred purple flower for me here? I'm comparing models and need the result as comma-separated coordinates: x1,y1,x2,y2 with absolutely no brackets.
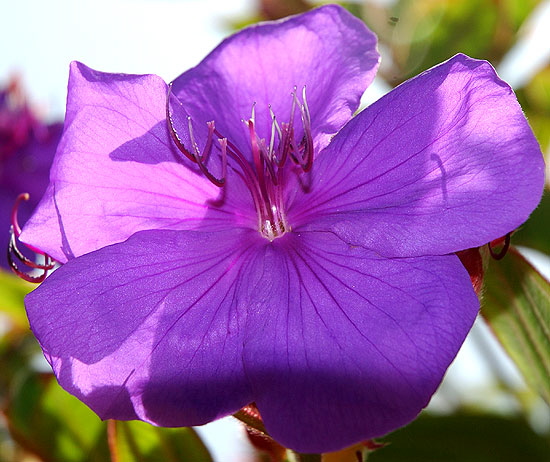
21,5,544,453
0,78,62,271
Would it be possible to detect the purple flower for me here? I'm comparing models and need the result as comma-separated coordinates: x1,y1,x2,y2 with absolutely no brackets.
1,79,62,271
21,5,544,453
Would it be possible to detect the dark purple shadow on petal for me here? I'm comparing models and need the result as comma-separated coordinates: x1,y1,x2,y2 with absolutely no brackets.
241,231,479,453
75,61,144,84
139,373,251,427
430,153,448,203
137,234,257,426
108,121,182,165
108,92,213,177
52,184,75,260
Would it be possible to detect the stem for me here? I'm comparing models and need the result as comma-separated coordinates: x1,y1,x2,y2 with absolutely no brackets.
106,420,118,462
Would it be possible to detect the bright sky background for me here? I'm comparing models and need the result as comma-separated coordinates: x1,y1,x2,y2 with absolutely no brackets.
0,0,253,118
2,0,549,459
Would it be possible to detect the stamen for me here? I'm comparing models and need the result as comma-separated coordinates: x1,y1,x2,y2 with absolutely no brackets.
268,105,276,160
488,233,511,260
251,102,256,122
259,139,278,185
286,87,313,172
8,193,55,283
248,119,264,187
165,84,314,240
286,88,299,165
298,86,313,172
166,85,225,187
187,116,202,158
166,84,195,163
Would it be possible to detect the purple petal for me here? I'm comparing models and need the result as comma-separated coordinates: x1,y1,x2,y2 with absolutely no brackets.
290,54,545,257
172,4,379,157
0,122,62,270
20,62,243,263
25,228,257,425
243,231,479,453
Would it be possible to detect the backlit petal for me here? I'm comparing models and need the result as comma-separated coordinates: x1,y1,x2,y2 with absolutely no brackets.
20,62,237,262
172,4,379,157
291,54,545,257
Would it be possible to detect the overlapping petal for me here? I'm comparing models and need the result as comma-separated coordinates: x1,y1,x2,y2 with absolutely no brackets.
0,122,62,270
243,231,479,452
25,228,258,425
171,4,379,157
26,224,479,451
290,54,545,257
20,62,236,263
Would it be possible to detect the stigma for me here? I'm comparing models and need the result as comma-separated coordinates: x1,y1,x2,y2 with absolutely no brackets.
166,85,314,240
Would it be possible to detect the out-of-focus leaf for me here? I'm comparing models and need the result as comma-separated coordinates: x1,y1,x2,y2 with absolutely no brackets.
109,420,213,462
502,0,545,29
514,191,550,254
517,65,550,156
523,66,550,113
482,247,550,404
369,413,550,461
363,0,542,85
4,371,213,462
5,373,110,462
0,270,32,331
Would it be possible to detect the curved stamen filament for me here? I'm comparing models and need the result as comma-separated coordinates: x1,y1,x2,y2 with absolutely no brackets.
488,233,511,260
165,84,313,239
166,84,195,163
166,85,225,187
299,86,313,172
8,193,55,283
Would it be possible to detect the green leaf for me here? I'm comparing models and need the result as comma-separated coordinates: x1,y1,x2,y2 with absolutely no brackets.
5,373,111,462
364,0,542,85
0,270,33,331
369,413,550,461
482,247,550,404
109,420,213,462
513,190,550,255
5,371,213,462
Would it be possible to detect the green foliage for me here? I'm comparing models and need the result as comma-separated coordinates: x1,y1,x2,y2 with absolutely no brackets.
0,271,33,331
110,420,212,462
514,191,550,254
482,247,550,405
517,65,550,163
5,373,110,462
369,413,550,461
361,0,544,85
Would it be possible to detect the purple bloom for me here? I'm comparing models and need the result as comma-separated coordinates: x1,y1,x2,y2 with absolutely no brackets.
21,5,544,453
1,79,62,271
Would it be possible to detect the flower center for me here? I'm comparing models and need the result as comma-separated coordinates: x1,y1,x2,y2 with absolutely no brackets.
166,86,313,241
